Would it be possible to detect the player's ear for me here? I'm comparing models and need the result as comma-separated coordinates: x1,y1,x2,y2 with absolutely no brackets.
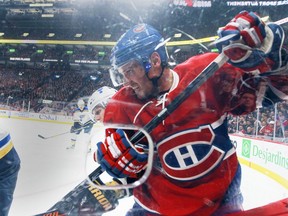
150,52,161,67
147,52,162,79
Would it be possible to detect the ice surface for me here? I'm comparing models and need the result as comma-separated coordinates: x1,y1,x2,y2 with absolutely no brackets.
0,117,285,216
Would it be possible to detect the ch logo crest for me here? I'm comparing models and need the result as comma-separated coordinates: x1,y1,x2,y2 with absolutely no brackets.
157,125,225,181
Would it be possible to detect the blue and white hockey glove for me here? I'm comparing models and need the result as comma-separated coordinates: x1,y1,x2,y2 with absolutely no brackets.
216,11,285,72
70,125,78,133
96,129,148,178
82,120,94,133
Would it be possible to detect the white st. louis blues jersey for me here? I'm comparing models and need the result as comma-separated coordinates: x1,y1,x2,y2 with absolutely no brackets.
73,106,92,126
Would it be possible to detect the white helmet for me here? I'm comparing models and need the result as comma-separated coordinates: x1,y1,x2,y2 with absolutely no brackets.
88,86,117,121
77,99,85,110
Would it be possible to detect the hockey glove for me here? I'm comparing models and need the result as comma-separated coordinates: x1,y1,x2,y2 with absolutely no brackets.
70,126,76,133
216,11,284,72
71,122,82,134
83,120,94,133
96,129,148,178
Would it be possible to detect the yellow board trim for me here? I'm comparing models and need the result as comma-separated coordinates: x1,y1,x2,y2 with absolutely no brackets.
0,36,219,47
0,115,71,125
238,157,288,189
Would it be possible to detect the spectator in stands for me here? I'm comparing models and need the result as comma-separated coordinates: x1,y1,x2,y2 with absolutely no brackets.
239,92,257,114
245,126,254,136
259,120,275,138
237,125,246,135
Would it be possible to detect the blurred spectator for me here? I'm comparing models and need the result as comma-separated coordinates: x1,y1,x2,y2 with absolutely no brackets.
245,126,254,136
259,121,275,138
237,125,246,135
238,92,257,114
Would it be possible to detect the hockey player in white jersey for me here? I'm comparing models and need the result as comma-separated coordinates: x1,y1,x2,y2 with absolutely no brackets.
42,87,132,216
87,86,118,153
87,86,117,123
67,99,94,150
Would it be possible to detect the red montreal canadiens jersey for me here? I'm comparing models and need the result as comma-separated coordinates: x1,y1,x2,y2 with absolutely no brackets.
104,53,246,215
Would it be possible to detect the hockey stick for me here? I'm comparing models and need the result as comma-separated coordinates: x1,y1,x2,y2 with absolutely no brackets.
38,124,92,140
35,173,122,216
38,131,71,140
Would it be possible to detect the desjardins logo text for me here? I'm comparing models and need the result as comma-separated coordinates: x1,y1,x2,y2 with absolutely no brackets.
242,139,288,169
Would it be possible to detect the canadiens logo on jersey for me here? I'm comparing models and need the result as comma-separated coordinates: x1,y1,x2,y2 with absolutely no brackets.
157,125,226,181
133,24,146,33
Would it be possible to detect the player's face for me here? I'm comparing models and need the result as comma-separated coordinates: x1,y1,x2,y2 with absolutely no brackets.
118,60,155,100
93,106,105,122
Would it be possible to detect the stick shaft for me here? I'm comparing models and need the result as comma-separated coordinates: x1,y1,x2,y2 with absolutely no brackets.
38,126,89,140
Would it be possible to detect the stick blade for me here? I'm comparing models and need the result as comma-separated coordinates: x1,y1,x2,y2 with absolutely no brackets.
38,134,46,139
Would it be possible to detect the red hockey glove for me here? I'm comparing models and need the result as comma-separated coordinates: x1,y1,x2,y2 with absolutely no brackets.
217,11,266,50
96,129,148,178
216,11,284,72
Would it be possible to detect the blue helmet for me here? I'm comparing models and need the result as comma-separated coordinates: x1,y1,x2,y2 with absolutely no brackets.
109,24,168,86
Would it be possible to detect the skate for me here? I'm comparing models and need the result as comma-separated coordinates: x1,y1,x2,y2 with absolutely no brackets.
66,140,76,150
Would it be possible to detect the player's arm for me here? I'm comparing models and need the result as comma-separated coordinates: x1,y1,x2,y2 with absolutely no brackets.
215,11,288,110
215,11,285,73
259,48,288,106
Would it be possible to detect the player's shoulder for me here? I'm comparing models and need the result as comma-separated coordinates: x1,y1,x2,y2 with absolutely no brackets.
112,87,136,102
105,87,139,113
0,129,10,143
174,53,219,73
182,52,218,66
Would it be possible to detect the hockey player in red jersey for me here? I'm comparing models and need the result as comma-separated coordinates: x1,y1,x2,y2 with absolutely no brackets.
95,11,287,215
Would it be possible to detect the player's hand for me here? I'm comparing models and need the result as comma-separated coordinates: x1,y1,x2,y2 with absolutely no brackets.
217,11,266,50
83,120,94,128
216,11,266,64
216,11,284,72
70,126,76,133
96,129,148,178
